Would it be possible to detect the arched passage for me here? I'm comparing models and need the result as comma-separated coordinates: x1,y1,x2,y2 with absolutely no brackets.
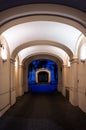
0,3,86,117
22,54,62,94
28,59,58,93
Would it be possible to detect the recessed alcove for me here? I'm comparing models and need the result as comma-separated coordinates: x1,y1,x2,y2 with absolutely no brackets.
38,71,48,83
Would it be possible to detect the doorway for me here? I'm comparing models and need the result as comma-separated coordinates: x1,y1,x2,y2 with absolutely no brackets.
28,59,58,93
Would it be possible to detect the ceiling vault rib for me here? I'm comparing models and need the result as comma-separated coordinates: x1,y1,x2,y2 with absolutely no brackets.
0,13,86,28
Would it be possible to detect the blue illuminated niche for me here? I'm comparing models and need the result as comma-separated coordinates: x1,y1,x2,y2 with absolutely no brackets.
28,59,58,93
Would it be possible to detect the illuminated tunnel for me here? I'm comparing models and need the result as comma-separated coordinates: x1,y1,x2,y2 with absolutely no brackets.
28,59,58,93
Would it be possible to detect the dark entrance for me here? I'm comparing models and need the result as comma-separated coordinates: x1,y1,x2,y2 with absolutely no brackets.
38,71,48,84
28,59,58,93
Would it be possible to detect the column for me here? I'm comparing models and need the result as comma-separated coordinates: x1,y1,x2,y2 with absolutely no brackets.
62,64,68,96
10,58,16,106
69,58,78,106
18,64,24,96
57,66,62,92
23,66,29,93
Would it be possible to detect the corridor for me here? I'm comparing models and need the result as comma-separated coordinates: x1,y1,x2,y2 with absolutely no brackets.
0,92,86,130
0,1,86,119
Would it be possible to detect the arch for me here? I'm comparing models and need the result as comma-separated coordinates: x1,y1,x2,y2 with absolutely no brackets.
78,37,86,61
74,34,85,57
0,4,86,33
12,41,73,59
24,54,62,93
1,20,82,58
23,53,63,65
36,68,51,84
0,4,85,63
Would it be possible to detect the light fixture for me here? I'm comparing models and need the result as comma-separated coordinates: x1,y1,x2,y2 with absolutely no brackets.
0,43,7,62
80,58,86,63
80,43,86,63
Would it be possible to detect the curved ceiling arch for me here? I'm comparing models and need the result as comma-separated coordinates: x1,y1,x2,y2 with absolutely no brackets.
0,4,86,27
12,40,73,59
77,37,86,60
2,21,81,57
23,54,63,66
1,4,85,63
0,4,86,35
18,45,69,65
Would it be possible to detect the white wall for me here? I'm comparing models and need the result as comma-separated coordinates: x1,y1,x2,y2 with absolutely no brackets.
0,37,10,116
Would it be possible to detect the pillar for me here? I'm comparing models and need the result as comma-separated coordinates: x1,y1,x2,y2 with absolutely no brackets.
18,64,24,96
57,66,62,92
78,60,86,112
23,65,29,93
10,58,16,106
62,64,68,96
69,58,78,106
14,59,19,97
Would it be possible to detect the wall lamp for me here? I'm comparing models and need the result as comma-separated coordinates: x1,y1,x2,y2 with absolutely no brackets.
80,59,86,63
0,43,7,62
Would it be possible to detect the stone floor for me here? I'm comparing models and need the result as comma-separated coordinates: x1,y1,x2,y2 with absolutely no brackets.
0,92,86,130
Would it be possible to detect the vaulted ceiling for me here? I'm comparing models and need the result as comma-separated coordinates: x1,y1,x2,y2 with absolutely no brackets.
0,1,86,65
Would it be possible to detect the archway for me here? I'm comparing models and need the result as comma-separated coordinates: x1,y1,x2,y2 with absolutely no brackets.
28,59,58,93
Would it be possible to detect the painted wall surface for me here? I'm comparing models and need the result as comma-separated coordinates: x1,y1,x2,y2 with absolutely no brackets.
0,38,10,116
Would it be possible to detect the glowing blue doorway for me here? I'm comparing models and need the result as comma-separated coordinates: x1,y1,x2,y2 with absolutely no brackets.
28,59,58,93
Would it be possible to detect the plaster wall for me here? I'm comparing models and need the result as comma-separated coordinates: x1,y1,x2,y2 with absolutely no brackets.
0,37,10,116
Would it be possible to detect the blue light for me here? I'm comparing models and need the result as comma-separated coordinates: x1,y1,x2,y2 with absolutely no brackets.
28,59,58,93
